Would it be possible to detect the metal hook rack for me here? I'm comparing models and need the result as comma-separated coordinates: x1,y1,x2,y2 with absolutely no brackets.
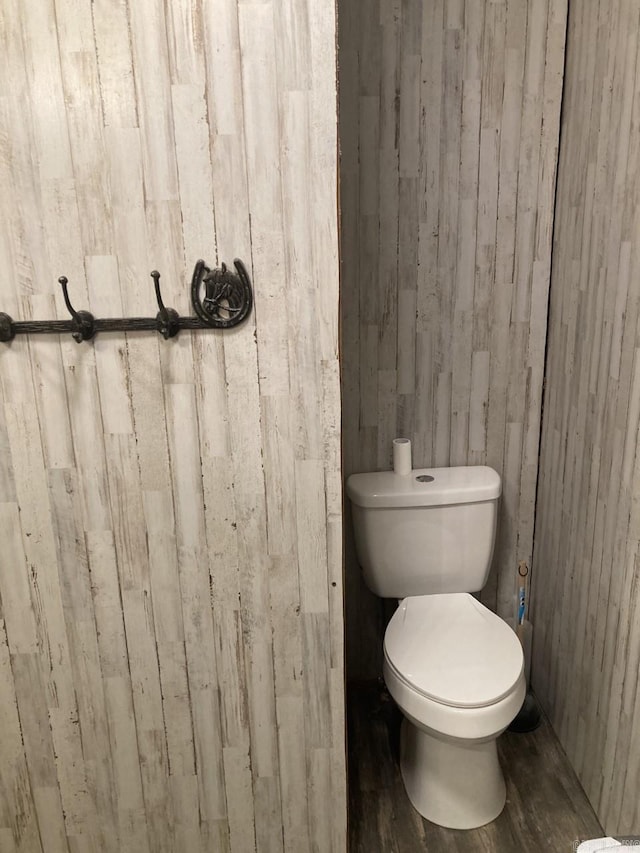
0,257,253,343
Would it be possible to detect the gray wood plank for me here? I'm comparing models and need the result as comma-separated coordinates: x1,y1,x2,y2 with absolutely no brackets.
532,0,640,836
0,0,345,849
339,0,568,680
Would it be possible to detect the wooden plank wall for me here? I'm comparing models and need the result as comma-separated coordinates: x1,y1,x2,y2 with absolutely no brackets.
532,0,640,835
339,0,567,680
0,2,346,852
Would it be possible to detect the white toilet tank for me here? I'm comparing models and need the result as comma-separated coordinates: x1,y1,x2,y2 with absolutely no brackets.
346,466,501,598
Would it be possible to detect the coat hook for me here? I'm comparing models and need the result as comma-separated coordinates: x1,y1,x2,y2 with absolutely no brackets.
0,312,15,342
1,257,252,343
151,271,179,339
59,276,95,343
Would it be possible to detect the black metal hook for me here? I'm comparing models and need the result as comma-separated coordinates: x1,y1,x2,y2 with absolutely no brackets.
59,277,95,343
0,312,14,342
151,271,179,339
0,257,253,343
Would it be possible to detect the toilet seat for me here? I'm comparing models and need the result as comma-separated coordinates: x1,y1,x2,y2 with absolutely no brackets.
384,593,524,709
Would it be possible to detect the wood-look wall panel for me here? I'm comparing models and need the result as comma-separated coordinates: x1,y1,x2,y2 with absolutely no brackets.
0,0,345,850
339,0,567,679
532,0,640,834
0,617,42,853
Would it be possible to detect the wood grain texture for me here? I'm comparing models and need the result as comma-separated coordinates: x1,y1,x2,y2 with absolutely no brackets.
0,1,345,850
532,0,640,835
339,0,568,679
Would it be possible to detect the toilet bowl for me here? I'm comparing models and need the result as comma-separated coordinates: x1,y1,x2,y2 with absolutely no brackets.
382,593,526,828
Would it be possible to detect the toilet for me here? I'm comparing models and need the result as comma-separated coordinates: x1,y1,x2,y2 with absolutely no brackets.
346,465,526,830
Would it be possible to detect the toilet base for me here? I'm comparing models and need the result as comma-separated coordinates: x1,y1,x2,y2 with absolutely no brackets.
400,718,506,829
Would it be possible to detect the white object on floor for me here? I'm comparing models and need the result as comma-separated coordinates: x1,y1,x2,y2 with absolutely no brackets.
576,840,633,852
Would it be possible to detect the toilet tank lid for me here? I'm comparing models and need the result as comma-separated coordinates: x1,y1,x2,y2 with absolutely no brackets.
346,466,501,508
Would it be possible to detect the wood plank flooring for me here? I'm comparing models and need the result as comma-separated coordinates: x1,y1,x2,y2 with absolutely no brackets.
348,684,603,852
